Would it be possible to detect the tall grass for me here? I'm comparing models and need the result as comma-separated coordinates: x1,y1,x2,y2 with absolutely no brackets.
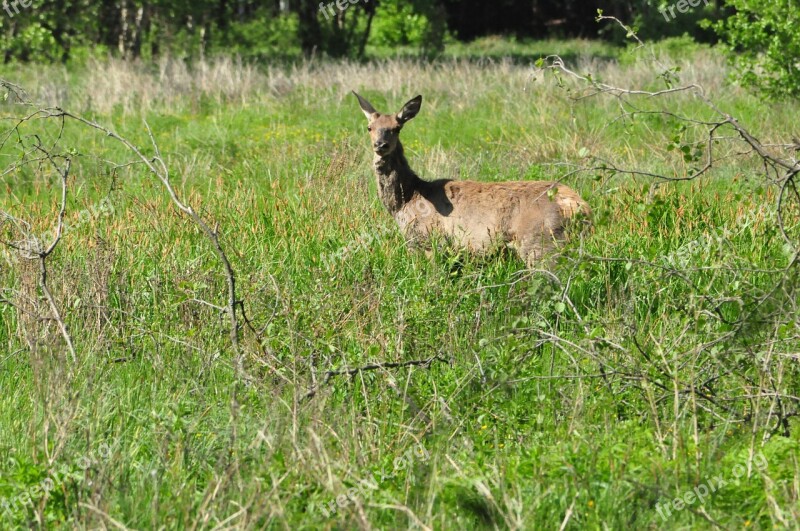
0,40,798,529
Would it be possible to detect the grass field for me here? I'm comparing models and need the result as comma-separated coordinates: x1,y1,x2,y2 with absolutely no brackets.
1,39,799,529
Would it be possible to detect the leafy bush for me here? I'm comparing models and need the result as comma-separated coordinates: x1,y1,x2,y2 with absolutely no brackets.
212,11,300,60
1,23,61,63
600,0,719,45
370,2,429,47
708,0,800,99
369,0,446,55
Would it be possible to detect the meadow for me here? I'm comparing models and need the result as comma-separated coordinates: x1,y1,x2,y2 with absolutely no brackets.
0,38,798,529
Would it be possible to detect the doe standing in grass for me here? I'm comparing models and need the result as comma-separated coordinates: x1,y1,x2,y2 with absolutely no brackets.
353,91,592,266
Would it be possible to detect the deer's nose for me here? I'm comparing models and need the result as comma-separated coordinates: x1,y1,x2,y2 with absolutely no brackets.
374,141,388,150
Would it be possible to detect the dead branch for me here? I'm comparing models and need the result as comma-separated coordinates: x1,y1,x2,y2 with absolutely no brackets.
0,87,250,377
304,355,447,400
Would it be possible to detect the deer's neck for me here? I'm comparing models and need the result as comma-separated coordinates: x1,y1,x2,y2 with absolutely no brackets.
373,142,422,216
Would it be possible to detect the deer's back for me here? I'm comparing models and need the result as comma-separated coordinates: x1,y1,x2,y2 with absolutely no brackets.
396,179,591,261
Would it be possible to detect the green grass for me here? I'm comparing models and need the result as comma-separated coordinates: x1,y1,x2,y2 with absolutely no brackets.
366,35,620,64
0,39,799,529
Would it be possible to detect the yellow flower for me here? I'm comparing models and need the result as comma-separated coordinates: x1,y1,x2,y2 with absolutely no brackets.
588,500,595,508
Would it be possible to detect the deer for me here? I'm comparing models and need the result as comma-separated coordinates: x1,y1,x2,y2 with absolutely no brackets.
353,91,591,266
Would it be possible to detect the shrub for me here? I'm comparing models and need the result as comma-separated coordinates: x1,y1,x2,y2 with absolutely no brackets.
707,0,800,99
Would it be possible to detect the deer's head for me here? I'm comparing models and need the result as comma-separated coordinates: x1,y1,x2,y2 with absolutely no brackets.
353,92,422,157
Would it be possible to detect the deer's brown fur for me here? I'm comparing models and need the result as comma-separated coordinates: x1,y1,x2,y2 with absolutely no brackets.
354,92,591,265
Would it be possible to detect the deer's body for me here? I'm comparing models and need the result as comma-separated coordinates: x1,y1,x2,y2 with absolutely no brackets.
355,92,591,265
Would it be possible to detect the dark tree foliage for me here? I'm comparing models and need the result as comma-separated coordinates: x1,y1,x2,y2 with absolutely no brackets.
440,0,599,40
0,0,724,63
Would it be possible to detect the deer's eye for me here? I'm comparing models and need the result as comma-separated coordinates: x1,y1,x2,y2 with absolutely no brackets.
367,126,373,132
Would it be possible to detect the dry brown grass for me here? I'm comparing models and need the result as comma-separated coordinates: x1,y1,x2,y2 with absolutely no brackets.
11,47,735,114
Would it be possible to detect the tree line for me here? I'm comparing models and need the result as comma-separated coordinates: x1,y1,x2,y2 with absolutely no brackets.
1,0,727,63
2,0,798,98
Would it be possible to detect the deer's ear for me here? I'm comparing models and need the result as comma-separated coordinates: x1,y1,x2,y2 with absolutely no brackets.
397,95,422,124
353,91,378,121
